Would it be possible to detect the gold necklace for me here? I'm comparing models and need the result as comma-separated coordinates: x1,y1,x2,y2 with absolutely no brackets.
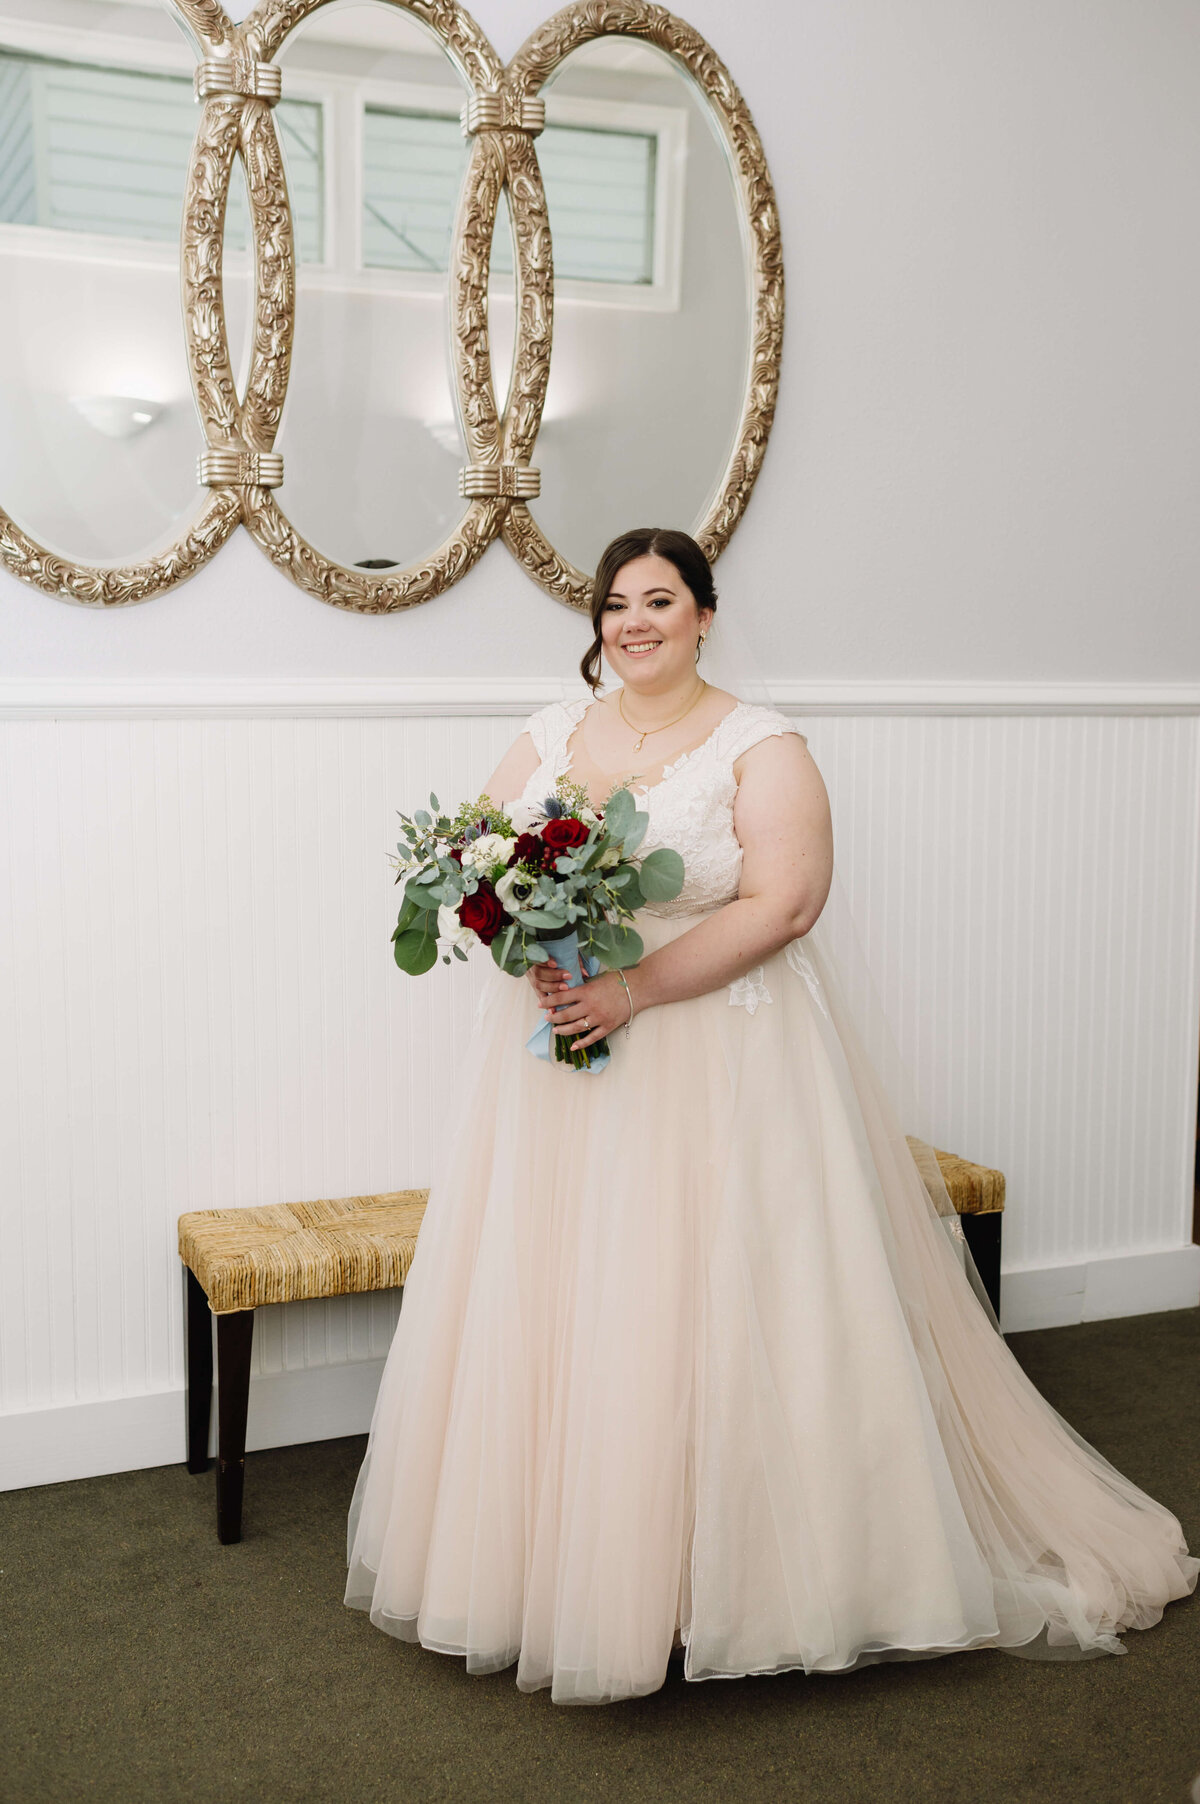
617,679,708,754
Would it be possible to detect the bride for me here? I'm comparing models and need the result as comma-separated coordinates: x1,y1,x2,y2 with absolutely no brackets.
345,527,1198,1705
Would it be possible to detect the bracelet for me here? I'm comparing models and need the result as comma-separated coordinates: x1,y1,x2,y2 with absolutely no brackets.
615,970,636,1038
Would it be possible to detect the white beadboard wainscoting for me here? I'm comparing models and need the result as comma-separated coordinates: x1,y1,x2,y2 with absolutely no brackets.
1,681,1198,1491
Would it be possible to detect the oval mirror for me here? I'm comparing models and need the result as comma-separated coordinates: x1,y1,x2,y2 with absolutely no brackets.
503,17,780,607
0,0,232,588
239,0,505,604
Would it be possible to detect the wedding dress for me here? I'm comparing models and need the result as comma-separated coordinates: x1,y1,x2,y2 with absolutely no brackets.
345,696,1198,1705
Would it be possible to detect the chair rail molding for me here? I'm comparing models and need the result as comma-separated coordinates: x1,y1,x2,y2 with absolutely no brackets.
0,677,1198,719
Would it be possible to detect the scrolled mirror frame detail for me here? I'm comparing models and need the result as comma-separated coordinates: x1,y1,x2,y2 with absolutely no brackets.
0,0,782,613
501,2,785,612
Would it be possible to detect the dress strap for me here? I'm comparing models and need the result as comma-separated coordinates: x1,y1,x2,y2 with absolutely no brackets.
524,697,589,768
720,703,808,765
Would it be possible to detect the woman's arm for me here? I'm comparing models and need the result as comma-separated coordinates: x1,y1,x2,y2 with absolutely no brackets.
626,732,833,1015
482,730,540,806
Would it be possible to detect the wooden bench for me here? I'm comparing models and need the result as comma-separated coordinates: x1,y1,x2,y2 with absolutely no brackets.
179,1151,1003,1544
178,1190,428,1544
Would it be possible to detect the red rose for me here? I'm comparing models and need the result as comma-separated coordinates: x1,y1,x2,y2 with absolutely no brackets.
458,880,506,945
542,816,589,851
448,847,463,864
510,831,550,869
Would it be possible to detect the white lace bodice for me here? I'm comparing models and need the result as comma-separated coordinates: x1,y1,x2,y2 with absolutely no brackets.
521,697,808,920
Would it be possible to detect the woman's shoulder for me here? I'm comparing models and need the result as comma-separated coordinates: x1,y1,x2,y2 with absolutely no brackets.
721,698,808,759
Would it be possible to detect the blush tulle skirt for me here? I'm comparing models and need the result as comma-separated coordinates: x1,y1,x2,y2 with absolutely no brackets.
344,908,1197,1705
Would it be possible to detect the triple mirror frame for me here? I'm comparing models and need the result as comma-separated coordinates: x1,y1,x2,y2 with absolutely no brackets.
0,0,783,614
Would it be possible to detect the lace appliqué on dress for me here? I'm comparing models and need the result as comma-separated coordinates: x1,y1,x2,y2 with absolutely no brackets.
784,940,830,1019
728,966,771,1013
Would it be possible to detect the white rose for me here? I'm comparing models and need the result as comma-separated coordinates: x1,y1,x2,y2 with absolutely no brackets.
437,903,476,953
463,832,516,870
596,843,623,870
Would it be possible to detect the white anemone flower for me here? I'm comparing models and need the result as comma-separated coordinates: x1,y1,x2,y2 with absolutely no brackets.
494,867,539,916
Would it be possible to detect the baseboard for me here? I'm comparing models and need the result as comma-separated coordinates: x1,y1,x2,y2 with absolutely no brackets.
0,1358,386,1493
999,1243,1200,1333
5,1246,1198,1492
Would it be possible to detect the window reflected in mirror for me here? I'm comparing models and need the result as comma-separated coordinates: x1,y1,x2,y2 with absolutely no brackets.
0,3,206,564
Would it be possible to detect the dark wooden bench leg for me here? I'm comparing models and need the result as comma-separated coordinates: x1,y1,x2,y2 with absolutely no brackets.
184,1268,213,1475
216,1309,255,1545
961,1211,1003,1322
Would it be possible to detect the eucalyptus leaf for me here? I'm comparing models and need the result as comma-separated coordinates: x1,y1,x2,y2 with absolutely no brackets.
415,810,431,828
604,787,635,838
518,907,568,931
637,847,685,902
393,894,422,936
453,944,469,962
590,920,618,957
617,871,645,911
610,925,644,967
621,813,649,856
405,881,442,912
393,927,439,975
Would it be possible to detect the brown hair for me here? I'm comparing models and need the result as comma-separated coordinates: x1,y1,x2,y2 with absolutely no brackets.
579,528,718,693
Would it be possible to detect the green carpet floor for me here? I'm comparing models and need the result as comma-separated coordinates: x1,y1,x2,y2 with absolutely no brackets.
2,1308,1197,1804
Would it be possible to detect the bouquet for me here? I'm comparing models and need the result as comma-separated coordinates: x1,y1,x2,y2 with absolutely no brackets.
389,776,684,1069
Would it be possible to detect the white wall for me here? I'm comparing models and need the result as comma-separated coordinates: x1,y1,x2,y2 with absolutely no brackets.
2,0,1199,1488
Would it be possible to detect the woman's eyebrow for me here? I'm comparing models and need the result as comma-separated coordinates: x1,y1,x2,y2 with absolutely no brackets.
607,587,678,599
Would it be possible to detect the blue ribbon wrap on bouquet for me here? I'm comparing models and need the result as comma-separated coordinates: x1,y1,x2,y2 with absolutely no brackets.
524,929,610,1074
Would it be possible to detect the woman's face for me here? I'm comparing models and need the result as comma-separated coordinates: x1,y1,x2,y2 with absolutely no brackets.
599,554,713,691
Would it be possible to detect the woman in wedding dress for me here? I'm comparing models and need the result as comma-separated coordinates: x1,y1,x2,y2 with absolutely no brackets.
345,527,1197,1705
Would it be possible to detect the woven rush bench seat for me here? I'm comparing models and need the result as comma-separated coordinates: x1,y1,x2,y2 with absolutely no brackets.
178,1189,429,1544
179,1190,430,1315
179,1151,1004,1545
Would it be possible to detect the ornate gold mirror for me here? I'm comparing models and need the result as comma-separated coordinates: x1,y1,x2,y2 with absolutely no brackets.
0,0,781,612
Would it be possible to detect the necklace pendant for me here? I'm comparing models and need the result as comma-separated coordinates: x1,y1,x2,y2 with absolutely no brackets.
633,732,646,753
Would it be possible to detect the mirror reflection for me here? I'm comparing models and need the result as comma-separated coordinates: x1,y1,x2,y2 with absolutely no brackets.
523,36,751,575
271,0,473,572
0,0,207,564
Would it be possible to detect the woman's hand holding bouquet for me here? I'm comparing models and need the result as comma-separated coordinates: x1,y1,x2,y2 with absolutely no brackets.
389,777,684,1070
